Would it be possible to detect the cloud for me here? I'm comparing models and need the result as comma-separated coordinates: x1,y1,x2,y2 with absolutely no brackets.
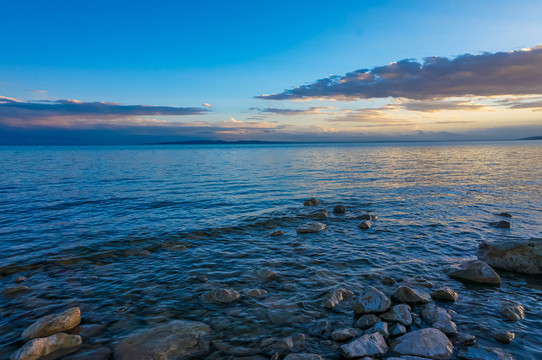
399,99,489,112
30,89,47,94
0,95,21,103
202,103,212,107
253,106,338,116
257,45,542,101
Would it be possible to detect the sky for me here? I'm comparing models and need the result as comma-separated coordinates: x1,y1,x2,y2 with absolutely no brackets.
1,0,542,144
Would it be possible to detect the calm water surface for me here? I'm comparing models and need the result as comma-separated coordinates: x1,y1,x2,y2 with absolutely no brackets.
0,142,541,359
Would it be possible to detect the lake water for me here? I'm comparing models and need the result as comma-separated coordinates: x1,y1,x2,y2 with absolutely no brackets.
1,141,541,359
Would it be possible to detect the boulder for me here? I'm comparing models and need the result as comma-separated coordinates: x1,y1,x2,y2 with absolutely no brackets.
392,286,430,304
355,314,381,329
391,328,453,359
492,331,514,344
331,328,357,342
296,222,327,234
325,288,354,309
22,307,81,341
447,260,501,285
333,205,346,214
303,198,320,206
432,287,458,302
114,320,210,360
11,333,81,360
476,238,542,275
283,354,324,360
500,304,525,321
457,346,513,360
340,333,388,359
354,287,391,314
380,304,412,326
203,288,240,303
358,220,373,230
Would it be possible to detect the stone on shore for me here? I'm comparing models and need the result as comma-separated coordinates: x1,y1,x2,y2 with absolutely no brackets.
303,198,320,206
447,260,501,285
421,304,457,335
492,331,515,344
476,238,542,275
325,288,354,309
355,314,381,329
500,304,525,321
354,287,391,314
457,346,513,360
331,328,357,342
203,288,240,303
22,307,81,341
296,222,327,234
358,220,373,230
269,230,285,236
392,286,430,304
114,320,210,360
432,287,458,302
11,333,82,360
366,322,389,339
283,354,324,360
380,304,412,326
340,333,388,359
389,323,407,338
333,205,346,214
391,328,453,359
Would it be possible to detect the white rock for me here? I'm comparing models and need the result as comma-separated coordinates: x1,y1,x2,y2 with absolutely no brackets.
340,333,388,359
391,328,453,359
477,238,542,274
354,287,391,314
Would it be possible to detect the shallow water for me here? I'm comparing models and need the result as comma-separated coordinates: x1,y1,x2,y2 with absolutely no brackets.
0,141,541,359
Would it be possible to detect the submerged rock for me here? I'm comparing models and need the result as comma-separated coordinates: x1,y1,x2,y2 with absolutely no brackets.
203,288,240,303
247,289,268,297
340,332,388,359
391,328,453,359
432,287,458,302
307,209,328,219
358,214,378,221
358,220,373,230
354,287,391,314
114,320,210,360
303,198,320,206
296,222,327,234
381,276,396,285
497,212,512,218
22,307,81,341
4,286,30,295
11,333,82,360
447,260,501,285
15,276,27,283
257,269,279,282
457,346,513,360
325,288,355,309
476,238,542,275
500,304,525,321
489,221,511,228
333,205,346,214
269,230,285,236
492,331,515,344
380,304,412,326
392,286,430,304
453,333,476,347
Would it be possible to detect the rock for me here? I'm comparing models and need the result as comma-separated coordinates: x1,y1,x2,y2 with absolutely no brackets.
11,333,82,360
308,209,328,219
4,286,30,294
325,288,354,309
476,238,542,275
389,323,407,338
331,328,357,342
391,328,453,359
247,289,268,297
22,307,81,341
61,346,111,360
333,205,346,214
203,288,240,303
270,230,285,236
500,304,525,321
432,287,458,302
264,334,306,357
296,222,327,234
489,221,511,228
358,220,373,230
403,276,434,288
257,269,279,282
283,354,324,360
114,320,210,360
497,212,512,218
492,331,514,344
392,286,430,304
381,276,396,285
303,198,320,206
358,214,378,221
447,260,501,285
421,304,457,335
355,314,381,329
354,287,391,314
453,333,476,347
15,276,27,283
380,304,412,326
340,333,388,359
457,346,513,360
366,322,388,339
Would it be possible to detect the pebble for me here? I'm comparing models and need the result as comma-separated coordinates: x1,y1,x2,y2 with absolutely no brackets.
283,354,324,360
366,321,389,339
307,209,328,219
4,286,30,295
15,276,27,283
497,212,512,218
358,214,378,221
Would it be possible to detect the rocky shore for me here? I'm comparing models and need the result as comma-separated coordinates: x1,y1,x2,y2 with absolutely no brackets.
3,198,540,360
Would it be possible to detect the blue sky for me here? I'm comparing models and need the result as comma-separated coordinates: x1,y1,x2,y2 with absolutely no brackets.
1,0,542,144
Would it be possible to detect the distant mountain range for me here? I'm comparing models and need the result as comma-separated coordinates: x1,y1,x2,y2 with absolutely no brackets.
518,136,542,140
146,140,290,145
